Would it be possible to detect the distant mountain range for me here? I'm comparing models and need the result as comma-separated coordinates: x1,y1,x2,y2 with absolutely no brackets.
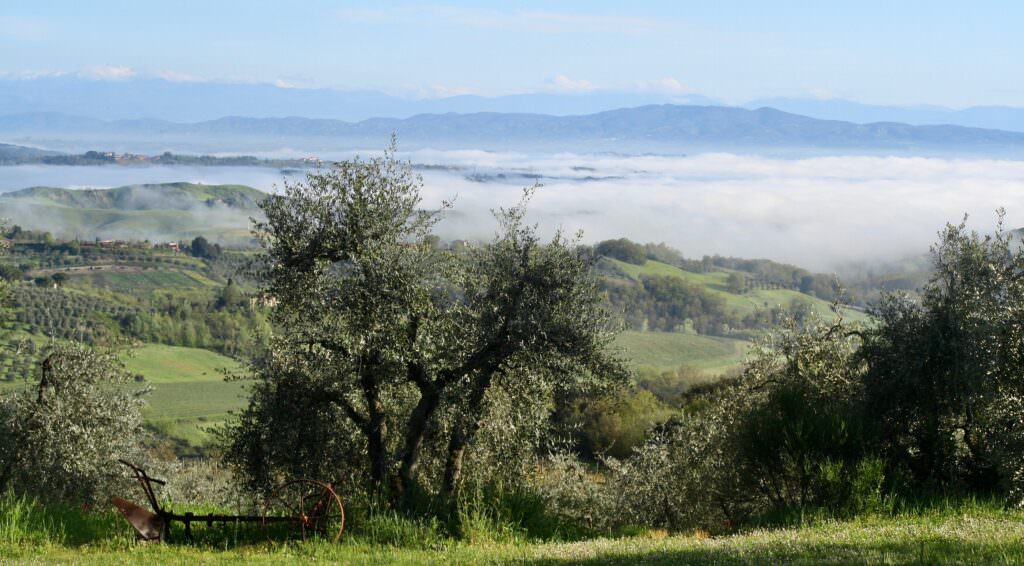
3,105,1024,155
3,77,1024,134
0,76,712,123
745,98,1024,133
0,183,266,244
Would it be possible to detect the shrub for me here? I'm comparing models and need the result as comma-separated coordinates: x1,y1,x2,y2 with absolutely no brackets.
0,343,149,504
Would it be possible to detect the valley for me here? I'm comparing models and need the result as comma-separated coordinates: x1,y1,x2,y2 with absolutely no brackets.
0,188,876,457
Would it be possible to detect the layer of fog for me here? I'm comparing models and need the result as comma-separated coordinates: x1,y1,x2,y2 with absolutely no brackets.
2,152,1024,271
412,152,1024,271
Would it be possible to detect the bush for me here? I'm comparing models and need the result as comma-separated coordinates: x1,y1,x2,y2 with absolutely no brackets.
599,315,869,532
0,343,149,504
575,389,674,459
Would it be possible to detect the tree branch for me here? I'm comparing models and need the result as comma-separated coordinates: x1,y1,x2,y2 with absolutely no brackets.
323,390,368,432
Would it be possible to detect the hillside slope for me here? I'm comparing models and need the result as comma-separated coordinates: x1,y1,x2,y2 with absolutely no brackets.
0,182,268,244
604,257,867,322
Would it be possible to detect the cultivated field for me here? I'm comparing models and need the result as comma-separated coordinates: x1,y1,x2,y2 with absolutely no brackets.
121,344,248,448
615,331,749,374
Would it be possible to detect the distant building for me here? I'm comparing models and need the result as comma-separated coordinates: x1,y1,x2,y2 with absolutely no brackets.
97,239,130,249
155,242,181,253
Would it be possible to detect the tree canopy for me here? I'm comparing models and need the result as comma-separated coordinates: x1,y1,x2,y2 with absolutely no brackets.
226,144,629,511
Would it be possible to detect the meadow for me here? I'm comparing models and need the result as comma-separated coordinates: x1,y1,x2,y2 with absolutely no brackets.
614,331,749,374
120,344,249,449
121,335,743,451
2,492,1022,565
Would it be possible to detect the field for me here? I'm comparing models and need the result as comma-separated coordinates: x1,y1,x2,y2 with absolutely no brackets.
0,343,247,450
73,267,220,292
120,345,249,448
3,495,1022,565
615,330,749,374
123,334,742,450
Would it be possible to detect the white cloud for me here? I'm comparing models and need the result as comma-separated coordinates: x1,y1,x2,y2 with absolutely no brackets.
157,70,205,83
9,150,1021,271
548,75,595,93
634,78,697,96
0,69,68,80
79,65,136,80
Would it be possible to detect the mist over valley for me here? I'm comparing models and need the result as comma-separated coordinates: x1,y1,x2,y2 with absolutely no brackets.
2,149,1022,271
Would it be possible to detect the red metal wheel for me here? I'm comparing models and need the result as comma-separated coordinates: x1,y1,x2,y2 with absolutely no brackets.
262,479,344,543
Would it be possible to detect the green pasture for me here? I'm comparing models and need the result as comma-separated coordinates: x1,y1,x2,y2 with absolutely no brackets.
615,330,750,374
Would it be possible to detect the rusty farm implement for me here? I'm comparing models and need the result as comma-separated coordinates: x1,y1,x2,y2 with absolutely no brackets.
112,460,345,543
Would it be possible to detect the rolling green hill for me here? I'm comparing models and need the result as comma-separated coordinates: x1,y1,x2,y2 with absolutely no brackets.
4,182,268,210
0,182,268,245
605,257,868,322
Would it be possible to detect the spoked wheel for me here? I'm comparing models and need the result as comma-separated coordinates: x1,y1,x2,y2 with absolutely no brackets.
262,479,345,543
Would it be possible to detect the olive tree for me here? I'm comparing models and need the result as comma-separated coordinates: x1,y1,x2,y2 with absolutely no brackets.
0,343,148,503
227,143,628,505
862,213,1024,491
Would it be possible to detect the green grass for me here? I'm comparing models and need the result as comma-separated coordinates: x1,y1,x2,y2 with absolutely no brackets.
121,344,242,383
3,493,1023,565
607,258,868,323
616,331,749,374
69,268,220,292
121,344,249,448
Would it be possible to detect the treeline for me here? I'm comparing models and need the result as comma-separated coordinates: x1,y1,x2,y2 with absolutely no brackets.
0,149,318,168
116,282,268,357
601,273,817,336
593,237,843,302
2,228,223,262
4,280,268,374
602,275,730,333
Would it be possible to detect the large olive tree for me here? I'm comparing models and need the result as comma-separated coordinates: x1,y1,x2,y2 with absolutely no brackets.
227,144,628,503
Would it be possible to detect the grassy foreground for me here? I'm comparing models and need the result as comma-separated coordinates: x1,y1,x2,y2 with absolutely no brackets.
4,498,1023,565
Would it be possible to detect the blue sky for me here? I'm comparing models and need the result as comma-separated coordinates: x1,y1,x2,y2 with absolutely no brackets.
0,0,1020,107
